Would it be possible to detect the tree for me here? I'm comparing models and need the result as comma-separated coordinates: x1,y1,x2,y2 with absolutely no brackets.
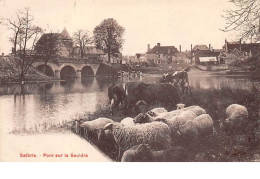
222,0,260,42
35,33,60,74
5,11,25,55
12,8,43,81
93,18,125,63
73,29,92,58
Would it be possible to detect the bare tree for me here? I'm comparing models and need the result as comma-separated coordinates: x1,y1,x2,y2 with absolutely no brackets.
73,29,92,58
5,11,25,55
14,8,43,81
222,0,260,41
93,18,125,63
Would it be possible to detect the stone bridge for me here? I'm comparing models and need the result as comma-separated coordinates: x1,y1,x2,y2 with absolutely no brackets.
32,58,101,79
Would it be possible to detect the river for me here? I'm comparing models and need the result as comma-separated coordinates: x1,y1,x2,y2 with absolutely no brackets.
0,69,257,161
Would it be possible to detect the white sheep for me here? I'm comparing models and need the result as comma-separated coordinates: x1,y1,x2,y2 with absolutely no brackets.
157,105,205,119
193,114,214,136
97,117,135,157
221,104,248,134
176,103,185,110
120,117,135,126
103,121,172,160
178,114,214,143
80,118,114,140
147,107,168,117
133,110,181,124
154,110,197,142
186,114,214,136
226,104,248,121
181,105,206,116
134,106,205,124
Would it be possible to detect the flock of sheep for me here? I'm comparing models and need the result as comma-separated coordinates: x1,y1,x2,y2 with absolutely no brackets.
73,103,249,162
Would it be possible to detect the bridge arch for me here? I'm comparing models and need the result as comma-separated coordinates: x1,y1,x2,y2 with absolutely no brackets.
60,65,77,79
35,64,55,77
81,65,94,77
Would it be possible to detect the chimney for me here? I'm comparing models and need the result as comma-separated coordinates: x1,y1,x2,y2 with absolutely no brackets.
209,44,211,50
157,43,160,47
1,53,4,56
179,45,181,52
147,44,151,52
225,39,228,52
191,44,193,52
243,41,246,44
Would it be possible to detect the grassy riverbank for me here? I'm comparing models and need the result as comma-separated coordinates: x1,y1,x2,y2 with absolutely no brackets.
69,87,260,162
0,56,53,84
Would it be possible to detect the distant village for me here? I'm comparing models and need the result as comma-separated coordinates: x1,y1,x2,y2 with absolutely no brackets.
126,40,260,71
35,28,260,70
2,27,260,72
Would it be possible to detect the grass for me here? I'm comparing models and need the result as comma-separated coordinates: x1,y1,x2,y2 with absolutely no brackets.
69,87,260,162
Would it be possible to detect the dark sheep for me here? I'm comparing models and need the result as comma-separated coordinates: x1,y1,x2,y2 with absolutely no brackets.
121,144,189,162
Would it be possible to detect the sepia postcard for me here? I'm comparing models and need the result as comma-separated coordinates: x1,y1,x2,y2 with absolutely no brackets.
0,0,260,162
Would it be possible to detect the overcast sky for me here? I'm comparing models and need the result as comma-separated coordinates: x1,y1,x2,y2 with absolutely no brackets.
0,0,236,55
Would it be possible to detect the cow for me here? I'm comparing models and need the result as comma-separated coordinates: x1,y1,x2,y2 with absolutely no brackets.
159,68,191,94
124,82,180,110
108,83,126,114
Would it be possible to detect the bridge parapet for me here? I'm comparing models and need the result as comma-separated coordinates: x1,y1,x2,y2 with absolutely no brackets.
34,56,103,64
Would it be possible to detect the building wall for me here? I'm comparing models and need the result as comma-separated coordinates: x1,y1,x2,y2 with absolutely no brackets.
147,53,174,64
147,53,157,62
58,46,72,57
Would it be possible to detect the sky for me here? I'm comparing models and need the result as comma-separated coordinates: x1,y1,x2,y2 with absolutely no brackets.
0,0,237,55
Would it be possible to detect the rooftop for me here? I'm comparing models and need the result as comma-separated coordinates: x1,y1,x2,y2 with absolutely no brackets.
192,45,209,51
148,43,178,54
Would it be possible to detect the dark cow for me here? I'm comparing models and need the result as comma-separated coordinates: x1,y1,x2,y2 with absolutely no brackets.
108,83,126,113
132,100,148,116
124,82,180,110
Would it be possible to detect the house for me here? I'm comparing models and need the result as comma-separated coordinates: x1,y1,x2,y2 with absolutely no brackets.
192,49,222,65
35,28,73,57
191,44,224,65
175,52,190,64
35,28,106,62
136,53,147,63
192,50,220,65
223,39,260,60
146,43,179,64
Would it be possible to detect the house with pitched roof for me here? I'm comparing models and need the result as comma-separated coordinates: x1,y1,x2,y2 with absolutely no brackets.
223,39,260,60
191,44,225,65
146,43,179,64
35,28,74,57
192,44,210,51
36,28,105,61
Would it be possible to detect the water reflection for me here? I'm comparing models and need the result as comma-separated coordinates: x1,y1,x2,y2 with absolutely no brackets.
0,75,257,134
189,75,254,91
